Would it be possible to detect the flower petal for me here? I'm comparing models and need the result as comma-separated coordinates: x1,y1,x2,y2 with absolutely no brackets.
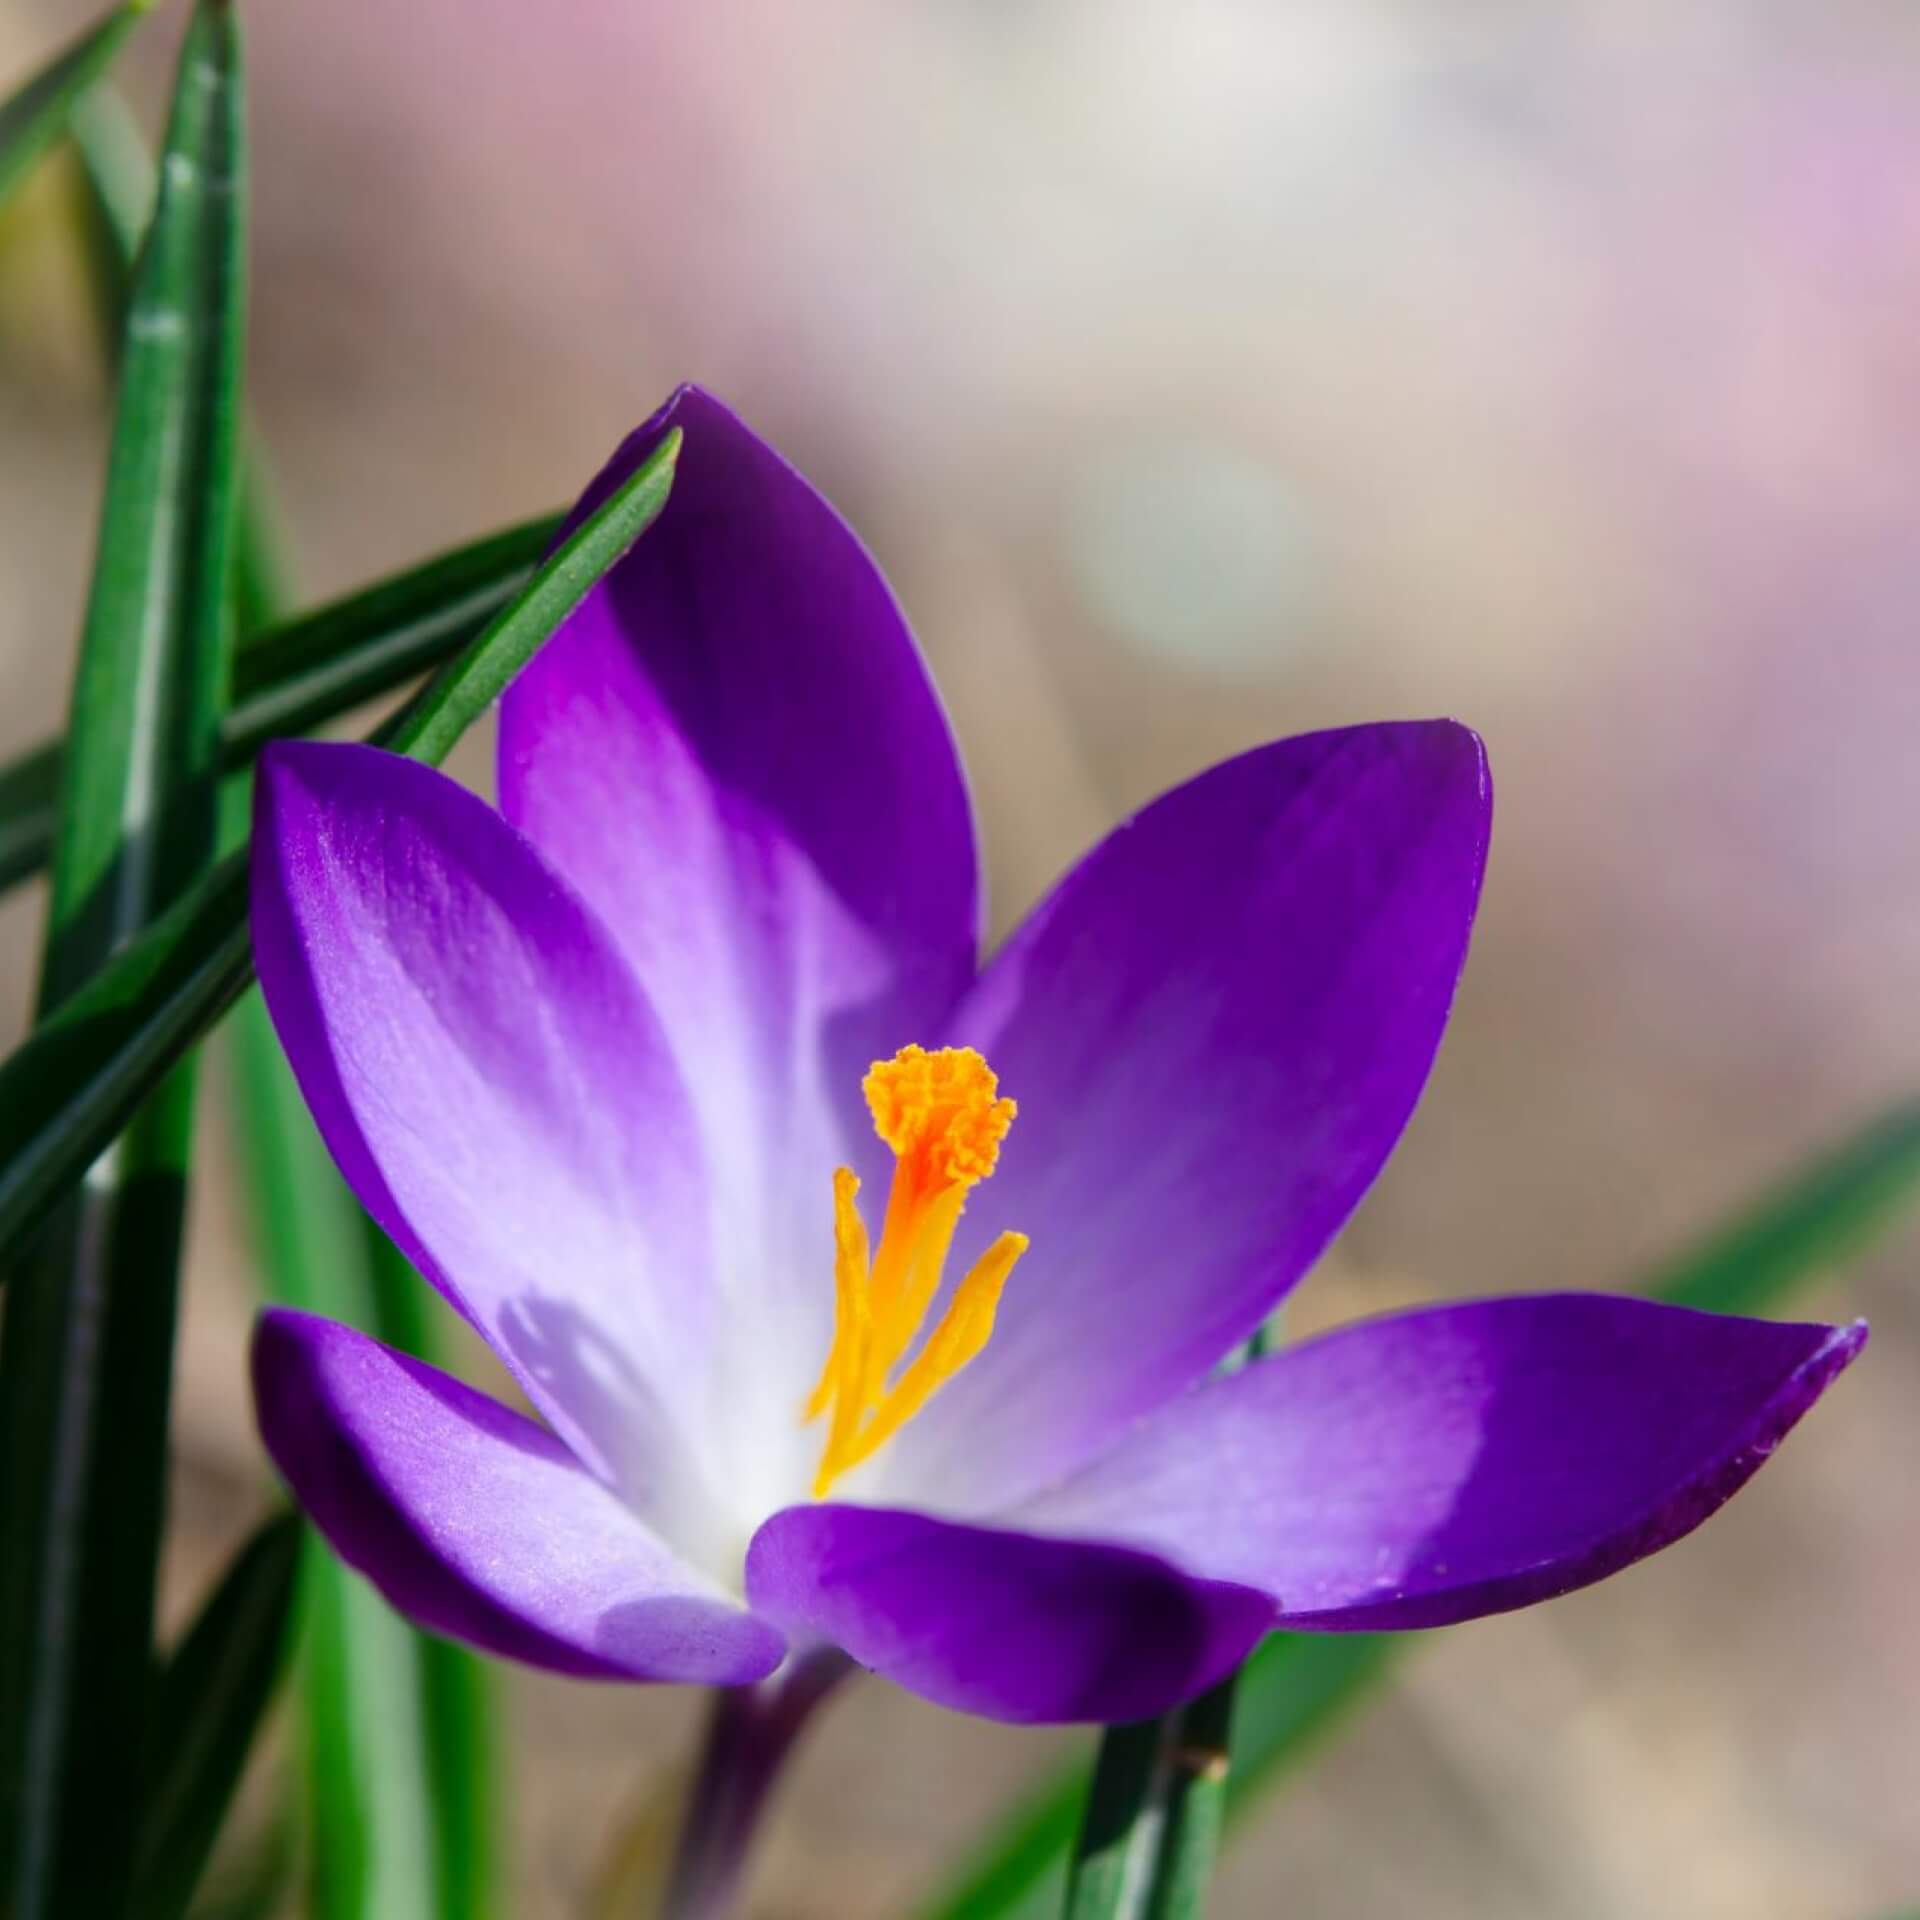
251,739,732,1550
497,389,979,1475
744,1503,1270,1724
254,1310,785,1683
1013,1294,1865,1629
879,720,1491,1511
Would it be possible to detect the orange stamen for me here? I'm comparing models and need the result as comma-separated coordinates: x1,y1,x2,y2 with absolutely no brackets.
804,1046,1027,1496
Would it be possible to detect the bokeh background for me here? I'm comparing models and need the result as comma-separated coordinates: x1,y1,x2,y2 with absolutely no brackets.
3,1,1918,1915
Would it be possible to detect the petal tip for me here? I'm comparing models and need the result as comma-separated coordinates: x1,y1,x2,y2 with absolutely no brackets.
1405,715,1493,815
1801,1314,1869,1389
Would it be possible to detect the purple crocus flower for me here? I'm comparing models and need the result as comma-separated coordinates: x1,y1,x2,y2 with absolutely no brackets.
248,387,1863,1726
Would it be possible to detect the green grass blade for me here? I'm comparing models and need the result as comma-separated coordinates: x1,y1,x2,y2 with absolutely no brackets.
0,0,153,211
0,8,246,1918
359,1216,506,1916
413,1626,503,1919
34,8,243,1005
228,447,296,643
70,76,292,643
0,741,60,897
68,76,153,359
921,1776,1089,1920
179,1813,294,1920
1646,1101,1920,1316
228,514,558,745
224,991,441,1919
0,427,678,1265
925,1101,1920,1920
0,856,254,1254
374,431,677,762
1209,1632,1399,1868
0,514,560,895
131,1512,303,1920
39,65,631,1917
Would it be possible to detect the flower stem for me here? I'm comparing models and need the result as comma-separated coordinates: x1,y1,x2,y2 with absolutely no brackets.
659,1650,849,1920
1142,1672,1238,1920
1064,1322,1269,1920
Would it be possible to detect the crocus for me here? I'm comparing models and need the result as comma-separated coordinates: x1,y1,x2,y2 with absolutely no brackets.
249,386,1863,1725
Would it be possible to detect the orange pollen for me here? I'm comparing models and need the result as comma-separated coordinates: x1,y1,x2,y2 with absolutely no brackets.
803,1046,1028,1498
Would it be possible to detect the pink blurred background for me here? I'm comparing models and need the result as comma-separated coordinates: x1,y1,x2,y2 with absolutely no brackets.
2,1,1917,1914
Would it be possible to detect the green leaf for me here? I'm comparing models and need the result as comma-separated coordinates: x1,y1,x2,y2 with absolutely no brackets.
411,1580,504,1919
372,450,675,761
227,446,296,643
130,1512,303,1920
69,76,292,644
0,514,561,895
0,0,153,212
224,994,435,1917
0,8,247,1918
34,8,244,1006
927,1102,1920,1920
228,514,559,744
0,741,60,899
1646,1101,1920,1317
179,1813,294,1920
67,75,154,361
0,428,678,1268
0,856,254,1255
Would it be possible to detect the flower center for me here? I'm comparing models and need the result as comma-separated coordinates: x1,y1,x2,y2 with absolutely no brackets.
803,1045,1029,1498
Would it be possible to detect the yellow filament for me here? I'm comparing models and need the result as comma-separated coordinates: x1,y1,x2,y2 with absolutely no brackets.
805,1046,1027,1497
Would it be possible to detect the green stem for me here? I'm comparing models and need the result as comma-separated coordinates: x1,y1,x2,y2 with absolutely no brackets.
1062,1722,1170,1920
1141,1678,1235,1920
1061,1320,1274,1920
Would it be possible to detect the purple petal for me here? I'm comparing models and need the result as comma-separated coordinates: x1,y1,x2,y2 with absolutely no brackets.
254,1310,785,1683
877,721,1492,1511
250,740,734,1543
745,1503,1270,1724
498,388,979,1444
1014,1294,1865,1630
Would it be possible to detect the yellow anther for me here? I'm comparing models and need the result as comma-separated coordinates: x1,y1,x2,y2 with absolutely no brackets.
805,1046,1028,1497
802,1168,872,1425
833,1231,1028,1478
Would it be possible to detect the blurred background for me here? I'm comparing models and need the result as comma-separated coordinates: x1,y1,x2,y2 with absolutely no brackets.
2,1,1918,1915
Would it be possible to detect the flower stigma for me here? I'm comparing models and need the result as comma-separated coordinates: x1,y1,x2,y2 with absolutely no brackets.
803,1045,1029,1497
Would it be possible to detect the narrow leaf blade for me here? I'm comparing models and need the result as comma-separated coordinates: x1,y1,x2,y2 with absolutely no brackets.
227,512,559,746
378,429,680,763
0,8,248,1917
0,429,677,1264
0,741,60,897
224,991,440,1919
0,0,150,211
0,514,560,896
131,1513,304,1920
1647,1101,1920,1317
